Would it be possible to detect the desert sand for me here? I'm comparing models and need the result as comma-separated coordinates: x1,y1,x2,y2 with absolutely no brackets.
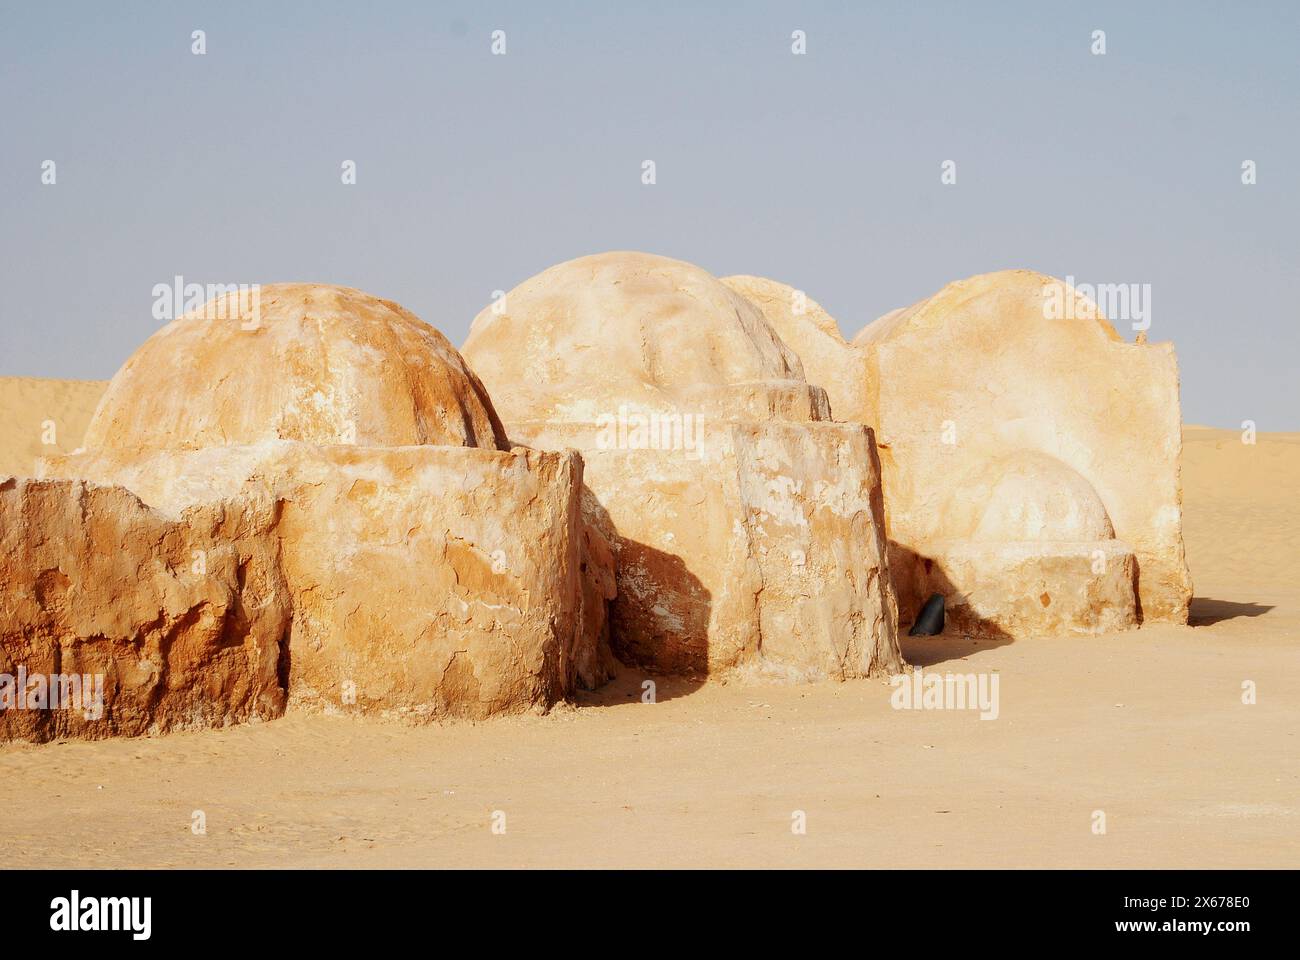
0,377,106,479
0,378,1294,867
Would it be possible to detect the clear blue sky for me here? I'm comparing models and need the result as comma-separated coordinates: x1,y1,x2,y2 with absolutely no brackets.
2,0,1296,427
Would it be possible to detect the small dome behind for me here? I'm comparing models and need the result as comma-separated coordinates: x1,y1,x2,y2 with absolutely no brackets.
852,270,1125,348
720,274,871,424
85,283,507,452
461,252,819,424
945,452,1115,543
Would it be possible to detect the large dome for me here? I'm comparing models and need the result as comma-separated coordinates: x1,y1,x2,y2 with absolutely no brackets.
461,252,820,423
85,283,507,452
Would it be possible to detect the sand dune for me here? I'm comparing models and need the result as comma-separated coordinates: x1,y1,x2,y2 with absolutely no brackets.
0,377,106,478
0,381,1295,868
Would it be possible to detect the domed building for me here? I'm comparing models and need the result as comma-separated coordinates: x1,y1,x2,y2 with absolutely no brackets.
730,268,1192,636
462,252,903,679
85,283,505,452
21,284,607,740
463,252,828,425
909,451,1140,637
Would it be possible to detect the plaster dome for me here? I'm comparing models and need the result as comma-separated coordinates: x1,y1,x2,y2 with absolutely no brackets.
84,283,507,452
461,252,824,424
946,451,1115,543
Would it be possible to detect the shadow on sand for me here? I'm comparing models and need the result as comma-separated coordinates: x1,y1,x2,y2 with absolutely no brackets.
888,540,1016,669
899,633,1015,669
573,668,704,708
1189,597,1275,626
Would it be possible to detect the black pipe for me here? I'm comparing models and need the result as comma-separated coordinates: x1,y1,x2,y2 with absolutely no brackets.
908,593,945,636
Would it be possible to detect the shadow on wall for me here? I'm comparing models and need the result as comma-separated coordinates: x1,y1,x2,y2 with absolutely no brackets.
580,488,709,702
888,540,1016,668
579,493,1025,687
1189,598,1275,626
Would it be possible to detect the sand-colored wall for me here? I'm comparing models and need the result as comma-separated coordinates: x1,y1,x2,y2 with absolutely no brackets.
733,269,1193,625
855,271,1191,622
1,477,289,742
39,442,602,721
